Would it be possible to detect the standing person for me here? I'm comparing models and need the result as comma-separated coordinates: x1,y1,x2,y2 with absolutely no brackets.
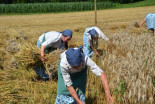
139,13,155,35
83,26,109,57
35,29,73,80
55,46,113,104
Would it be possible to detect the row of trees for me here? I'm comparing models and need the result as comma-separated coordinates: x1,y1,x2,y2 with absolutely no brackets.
0,0,144,4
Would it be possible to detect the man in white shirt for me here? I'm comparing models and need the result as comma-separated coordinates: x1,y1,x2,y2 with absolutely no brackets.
55,46,113,104
35,29,73,80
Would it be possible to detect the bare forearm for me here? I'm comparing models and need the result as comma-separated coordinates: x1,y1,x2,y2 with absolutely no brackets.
100,73,113,104
91,45,99,55
41,45,45,57
100,73,111,97
140,19,146,27
67,86,83,104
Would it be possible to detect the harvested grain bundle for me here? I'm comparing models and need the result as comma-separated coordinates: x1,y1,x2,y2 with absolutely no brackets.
6,39,19,53
134,22,140,28
8,56,19,69
68,38,82,48
16,41,40,66
44,49,64,78
16,40,64,79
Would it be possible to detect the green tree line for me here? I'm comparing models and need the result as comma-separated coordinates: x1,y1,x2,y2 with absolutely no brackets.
0,0,144,4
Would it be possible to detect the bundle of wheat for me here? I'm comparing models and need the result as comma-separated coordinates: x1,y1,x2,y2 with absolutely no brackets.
68,38,82,48
16,41,40,66
16,40,64,79
134,22,140,28
44,49,64,78
6,39,19,53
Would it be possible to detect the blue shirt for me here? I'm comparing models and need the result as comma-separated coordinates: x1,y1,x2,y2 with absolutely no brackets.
145,13,155,29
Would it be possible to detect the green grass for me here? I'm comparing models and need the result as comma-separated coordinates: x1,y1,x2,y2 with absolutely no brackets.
0,0,154,15
0,2,115,14
116,0,155,8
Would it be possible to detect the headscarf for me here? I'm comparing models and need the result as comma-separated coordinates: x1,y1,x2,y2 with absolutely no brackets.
88,29,98,37
65,46,84,66
61,29,73,38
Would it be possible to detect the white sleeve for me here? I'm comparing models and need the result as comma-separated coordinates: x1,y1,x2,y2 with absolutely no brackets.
94,27,109,41
85,56,103,76
60,65,73,86
42,38,59,47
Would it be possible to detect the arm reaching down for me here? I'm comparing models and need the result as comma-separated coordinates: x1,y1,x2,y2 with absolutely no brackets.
67,86,85,104
41,45,46,62
90,45,99,56
85,56,113,104
100,72,113,104
140,19,146,27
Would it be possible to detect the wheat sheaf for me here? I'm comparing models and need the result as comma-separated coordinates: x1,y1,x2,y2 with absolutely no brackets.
16,40,64,79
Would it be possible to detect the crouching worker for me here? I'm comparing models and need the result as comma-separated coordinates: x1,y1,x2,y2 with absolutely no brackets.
55,46,113,104
34,29,73,80
139,13,155,35
83,26,109,57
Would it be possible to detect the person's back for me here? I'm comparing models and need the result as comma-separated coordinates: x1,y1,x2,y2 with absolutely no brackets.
38,31,62,49
139,13,155,35
145,13,155,30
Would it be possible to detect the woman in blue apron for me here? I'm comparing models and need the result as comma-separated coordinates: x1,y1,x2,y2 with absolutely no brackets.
140,13,155,35
34,29,73,80
83,26,109,57
55,46,113,104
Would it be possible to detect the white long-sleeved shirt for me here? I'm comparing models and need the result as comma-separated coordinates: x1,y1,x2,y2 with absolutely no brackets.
85,26,109,45
60,50,103,87
38,31,65,49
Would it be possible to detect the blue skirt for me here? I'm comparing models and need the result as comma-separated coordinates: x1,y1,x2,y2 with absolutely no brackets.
83,33,94,57
55,93,85,104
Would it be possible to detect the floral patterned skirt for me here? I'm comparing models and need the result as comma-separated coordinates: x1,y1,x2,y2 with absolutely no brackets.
55,93,85,104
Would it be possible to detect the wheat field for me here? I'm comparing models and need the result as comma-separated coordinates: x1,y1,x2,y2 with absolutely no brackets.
0,6,155,104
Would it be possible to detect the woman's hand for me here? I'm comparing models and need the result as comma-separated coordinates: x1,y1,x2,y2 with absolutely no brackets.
41,56,47,62
100,73,114,104
96,52,100,56
77,100,85,104
106,95,114,104
41,45,46,62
